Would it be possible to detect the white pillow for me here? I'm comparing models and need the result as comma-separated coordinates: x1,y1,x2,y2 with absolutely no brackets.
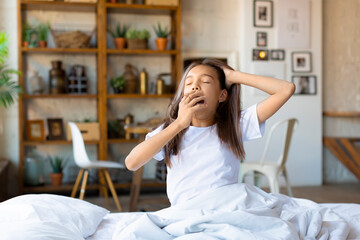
0,194,109,239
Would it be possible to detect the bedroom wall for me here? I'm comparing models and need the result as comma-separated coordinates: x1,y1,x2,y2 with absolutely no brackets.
239,0,323,186
322,0,360,183
0,0,341,197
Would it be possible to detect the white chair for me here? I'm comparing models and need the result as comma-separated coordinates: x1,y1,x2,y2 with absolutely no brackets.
68,122,125,211
239,118,299,196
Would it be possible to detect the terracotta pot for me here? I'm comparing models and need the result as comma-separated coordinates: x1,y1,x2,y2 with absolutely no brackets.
114,37,126,49
23,41,29,48
39,40,47,48
155,38,168,51
49,173,63,186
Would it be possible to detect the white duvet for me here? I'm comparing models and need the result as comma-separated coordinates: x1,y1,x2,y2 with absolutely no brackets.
112,183,357,240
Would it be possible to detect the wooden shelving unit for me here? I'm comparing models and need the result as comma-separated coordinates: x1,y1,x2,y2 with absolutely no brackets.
17,0,181,193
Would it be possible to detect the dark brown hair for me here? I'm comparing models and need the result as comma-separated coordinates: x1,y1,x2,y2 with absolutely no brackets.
163,58,245,167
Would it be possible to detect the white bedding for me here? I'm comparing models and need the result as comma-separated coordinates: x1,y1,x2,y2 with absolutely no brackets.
102,184,360,240
1,184,360,240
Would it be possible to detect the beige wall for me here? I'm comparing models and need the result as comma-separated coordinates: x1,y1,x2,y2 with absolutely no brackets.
323,0,360,182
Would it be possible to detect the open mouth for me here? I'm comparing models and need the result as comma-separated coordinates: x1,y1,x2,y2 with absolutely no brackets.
195,99,205,106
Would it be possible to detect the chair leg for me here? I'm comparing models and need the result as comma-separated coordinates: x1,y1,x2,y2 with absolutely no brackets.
79,170,89,200
99,169,110,205
283,168,293,197
103,169,122,212
71,169,84,198
268,174,280,194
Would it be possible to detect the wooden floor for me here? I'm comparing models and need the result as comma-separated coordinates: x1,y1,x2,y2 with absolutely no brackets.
86,183,360,213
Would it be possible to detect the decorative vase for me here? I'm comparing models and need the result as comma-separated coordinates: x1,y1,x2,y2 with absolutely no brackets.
29,70,45,94
39,40,47,48
109,0,117,3
49,173,63,186
114,37,126,49
155,38,168,51
24,157,44,186
49,60,67,94
123,63,138,93
23,41,29,48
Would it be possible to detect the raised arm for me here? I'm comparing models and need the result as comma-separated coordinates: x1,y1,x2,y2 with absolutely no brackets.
125,121,183,171
223,69,295,124
125,91,207,171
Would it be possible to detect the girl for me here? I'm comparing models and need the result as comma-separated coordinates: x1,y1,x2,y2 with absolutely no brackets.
125,58,295,206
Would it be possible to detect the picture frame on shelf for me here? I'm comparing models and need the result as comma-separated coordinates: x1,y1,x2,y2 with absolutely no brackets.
254,0,273,28
256,32,267,47
270,49,285,61
292,75,317,95
253,49,269,61
26,120,45,141
47,118,65,140
291,51,312,73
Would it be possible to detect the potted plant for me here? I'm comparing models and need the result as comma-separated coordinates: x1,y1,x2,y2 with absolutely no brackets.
22,22,34,48
153,22,170,51
125,28,150,50
108,24,129,49
37,22,50,48
110,75,125,93
48,156,66,186
107,120,121,139
0,32,22,135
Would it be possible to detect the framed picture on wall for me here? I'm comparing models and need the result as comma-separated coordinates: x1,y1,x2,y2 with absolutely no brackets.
256,32,267,47
270,49,285,60
253,49,269,61
292,75,317,95
47,118,65,140
254,0,273,27
26,120,45,141
291,51,312,73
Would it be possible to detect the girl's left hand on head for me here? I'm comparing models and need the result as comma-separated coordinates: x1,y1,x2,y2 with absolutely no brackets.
222,67,235,89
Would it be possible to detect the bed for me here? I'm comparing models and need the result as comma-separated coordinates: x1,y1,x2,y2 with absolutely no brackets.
1,183,359,240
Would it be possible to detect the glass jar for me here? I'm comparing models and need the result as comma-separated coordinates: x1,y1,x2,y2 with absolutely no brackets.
49,60,66,94
24,157,44,186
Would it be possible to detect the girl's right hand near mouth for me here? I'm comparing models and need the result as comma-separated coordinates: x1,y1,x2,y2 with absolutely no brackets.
175,91,207,130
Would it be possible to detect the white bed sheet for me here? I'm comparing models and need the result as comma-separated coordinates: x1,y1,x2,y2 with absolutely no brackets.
87,185,360,240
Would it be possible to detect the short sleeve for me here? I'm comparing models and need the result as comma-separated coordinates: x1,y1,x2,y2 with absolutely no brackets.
145,124,165,161
240,104,266,141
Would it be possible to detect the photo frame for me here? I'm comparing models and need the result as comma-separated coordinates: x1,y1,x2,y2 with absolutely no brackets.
256,32,267,47
271,49,285,61
47,118,65,140
292,75,317,95
26,120,45,141
291,51,312,73
253,49,269,61
254,0,273,28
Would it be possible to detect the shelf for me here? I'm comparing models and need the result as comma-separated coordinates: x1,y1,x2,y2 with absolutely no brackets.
323,111,360,118
24,140,99,146
106,3,177,15
21,1,97,12
22,48,98,54
23,94,98,99
107,94,174,99
108,138,140,144
107,49,178,55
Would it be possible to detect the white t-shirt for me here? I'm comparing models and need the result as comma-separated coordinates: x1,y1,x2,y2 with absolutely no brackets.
145,103,266,205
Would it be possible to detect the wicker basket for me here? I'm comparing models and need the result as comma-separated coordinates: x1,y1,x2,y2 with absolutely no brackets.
50,28,95,49
127,39,148,50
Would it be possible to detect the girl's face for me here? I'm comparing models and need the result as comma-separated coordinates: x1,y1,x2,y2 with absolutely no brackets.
183,65,227,120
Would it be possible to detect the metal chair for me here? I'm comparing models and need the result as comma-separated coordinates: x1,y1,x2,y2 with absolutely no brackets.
68,122,125,211
239,118,299,196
